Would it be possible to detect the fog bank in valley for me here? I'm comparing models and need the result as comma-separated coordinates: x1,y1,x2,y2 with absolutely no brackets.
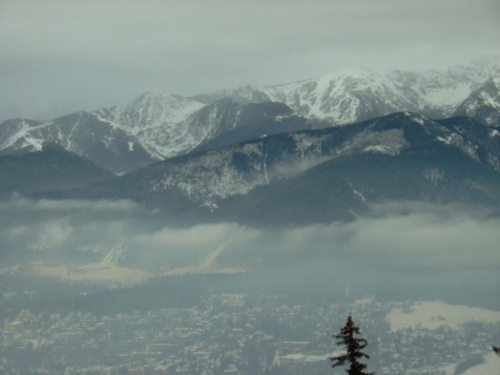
1,198,498,308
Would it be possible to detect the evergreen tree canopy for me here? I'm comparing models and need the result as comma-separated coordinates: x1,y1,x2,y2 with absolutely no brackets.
330,314,374,375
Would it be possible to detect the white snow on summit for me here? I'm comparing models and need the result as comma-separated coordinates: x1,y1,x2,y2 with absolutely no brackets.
205,59,499,125
94,92,205,158
1,59,498,173
261,65,496,123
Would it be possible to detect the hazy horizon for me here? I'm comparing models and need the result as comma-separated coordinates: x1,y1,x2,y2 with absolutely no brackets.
1,0,499,120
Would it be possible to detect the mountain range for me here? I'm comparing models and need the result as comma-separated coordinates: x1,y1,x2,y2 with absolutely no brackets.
1,59,498,174
1,59,499,224
194,60,498,121
36,112,500,225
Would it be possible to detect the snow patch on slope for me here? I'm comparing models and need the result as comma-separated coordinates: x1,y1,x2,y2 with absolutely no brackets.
436,133,479,160
0,120,45,151
386,301,500,331
459,353,500,375
423,168,445,185
345,128,408,156
147,143,268,204
95,92,206,158
106,92,205,135
290,133,330,156
141,127,410,205
423,82,471,109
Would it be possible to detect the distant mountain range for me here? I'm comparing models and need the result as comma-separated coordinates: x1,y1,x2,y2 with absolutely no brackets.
1,59,498,174
1,60,499,225
37,113,500,225
192,58,499,123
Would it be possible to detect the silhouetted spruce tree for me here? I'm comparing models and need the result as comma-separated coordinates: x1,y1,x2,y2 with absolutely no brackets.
330,314,374,375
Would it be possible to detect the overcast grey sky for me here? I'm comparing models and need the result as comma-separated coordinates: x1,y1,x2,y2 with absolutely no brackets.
1,0,499,119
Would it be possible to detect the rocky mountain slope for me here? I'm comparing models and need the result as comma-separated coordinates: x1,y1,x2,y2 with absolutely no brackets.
0,99,297,174
93,92,206,159
0,143,114,197
94,95,307,160
453,77,500,126
0,113,155,174
50,112,500,225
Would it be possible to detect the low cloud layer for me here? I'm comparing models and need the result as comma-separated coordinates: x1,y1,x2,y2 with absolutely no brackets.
1,198,498,265
1,198,498,306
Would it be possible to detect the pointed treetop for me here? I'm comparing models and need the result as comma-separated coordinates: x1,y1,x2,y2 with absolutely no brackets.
330,314,374,375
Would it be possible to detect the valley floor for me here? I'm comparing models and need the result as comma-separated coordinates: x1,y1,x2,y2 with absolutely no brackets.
1,294,499,375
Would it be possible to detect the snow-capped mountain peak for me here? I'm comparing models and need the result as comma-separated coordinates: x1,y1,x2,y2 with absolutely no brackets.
453,76,500,125
92,92,206,159
1,59,498,176
192,59,500,126
97,91,205,136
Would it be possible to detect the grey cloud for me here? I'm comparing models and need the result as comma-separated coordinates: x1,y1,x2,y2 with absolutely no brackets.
253,204,500,268
136,224,258,248
28,219,73,251
1,0,499,118
1,198,499,306
2,198,499,267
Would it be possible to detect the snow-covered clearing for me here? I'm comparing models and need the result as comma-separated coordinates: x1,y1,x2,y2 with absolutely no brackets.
386,301,500,331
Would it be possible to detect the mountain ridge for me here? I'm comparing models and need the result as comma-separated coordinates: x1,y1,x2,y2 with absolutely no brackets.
36,112,500,225
1,59,499,175
0,142,114,197
192,59,499,124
